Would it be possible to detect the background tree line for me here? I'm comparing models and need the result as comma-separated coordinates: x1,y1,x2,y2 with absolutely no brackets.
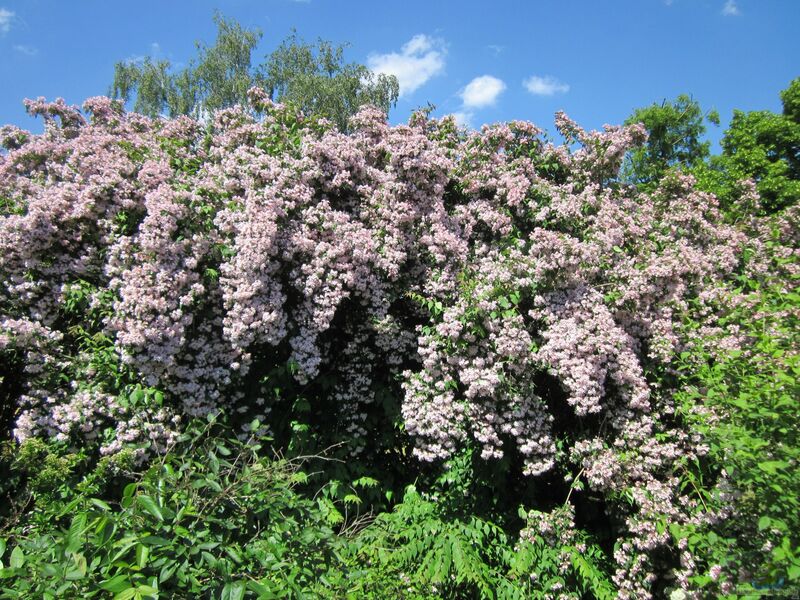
110,12,399,131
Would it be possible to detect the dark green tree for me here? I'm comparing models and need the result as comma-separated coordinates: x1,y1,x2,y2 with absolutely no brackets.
622,94,719,185
110,13,398,130
718,78,799,212
691,77,800,215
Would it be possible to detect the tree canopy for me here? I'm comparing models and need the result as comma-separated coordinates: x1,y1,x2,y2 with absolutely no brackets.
110,13,399,130
624,79,800,214
622,94,719,185
714,77,800,212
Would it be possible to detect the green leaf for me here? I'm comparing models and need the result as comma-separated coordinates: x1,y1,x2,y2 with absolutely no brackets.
758,460,789,474
224,547,242,564
159,561,177,583
113,589,138,600
353,476,379,488
90,498,112,511
100,575,131,592
136,585,158,596
9,547,24,570
247,580,275,597
136,543,150,569
130,386,144,404
138,495,164,522
67,553,87,579
202,551,217,568
222,581,246,600
66,513,88,553
141,536,171,547
121,483,138,508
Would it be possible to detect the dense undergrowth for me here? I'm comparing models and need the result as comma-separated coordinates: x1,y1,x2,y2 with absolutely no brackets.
0,80,797,599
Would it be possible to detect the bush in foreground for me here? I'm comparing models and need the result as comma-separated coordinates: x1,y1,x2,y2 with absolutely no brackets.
0,91,796,597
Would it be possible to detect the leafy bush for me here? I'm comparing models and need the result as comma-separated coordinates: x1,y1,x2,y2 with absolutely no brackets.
0,89,796,598
0,417,357,598
671,216,799,596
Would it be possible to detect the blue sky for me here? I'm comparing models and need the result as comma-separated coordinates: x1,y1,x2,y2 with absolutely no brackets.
1,0,798,147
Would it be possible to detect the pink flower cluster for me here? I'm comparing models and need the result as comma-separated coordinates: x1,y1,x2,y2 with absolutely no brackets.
0,92,780,596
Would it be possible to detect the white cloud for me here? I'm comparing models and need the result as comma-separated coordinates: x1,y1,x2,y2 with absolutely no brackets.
367,34,446,97
460,75,506,109
722,0,740,16
13,44,37,56
0,8,14,34
523,75,570,96
451,111,474,128
487,44,504,57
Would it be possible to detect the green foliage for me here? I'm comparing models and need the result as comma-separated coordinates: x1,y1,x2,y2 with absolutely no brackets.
624,78,800,216
0,417,356,598
112,58,177,120
191,14,264,115
262,31,399,131
111,12,260,118
110,14,398,130
345,485,615,599
713,77,800,213
349,485,519,598
0,415,621,599
781,77,800,122
622,94,719,185
672,234,800,593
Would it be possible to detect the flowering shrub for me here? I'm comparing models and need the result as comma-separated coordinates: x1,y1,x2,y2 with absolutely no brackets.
670,211,800,596
0,91,791,597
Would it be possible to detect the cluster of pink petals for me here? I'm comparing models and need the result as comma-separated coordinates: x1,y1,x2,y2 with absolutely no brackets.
1,92,787,596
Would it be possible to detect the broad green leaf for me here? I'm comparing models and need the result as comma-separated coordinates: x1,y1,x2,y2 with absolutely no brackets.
9,547,24,570
158,561,177,583
90,498,112,511
136,544,149,569
224,547,242,563
137,584,158,595
141,536,171,547
137,496,164,522
222,581,246,600
66,513,88,553
758,460,789,474
100,575,131,592
247,579,275,598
